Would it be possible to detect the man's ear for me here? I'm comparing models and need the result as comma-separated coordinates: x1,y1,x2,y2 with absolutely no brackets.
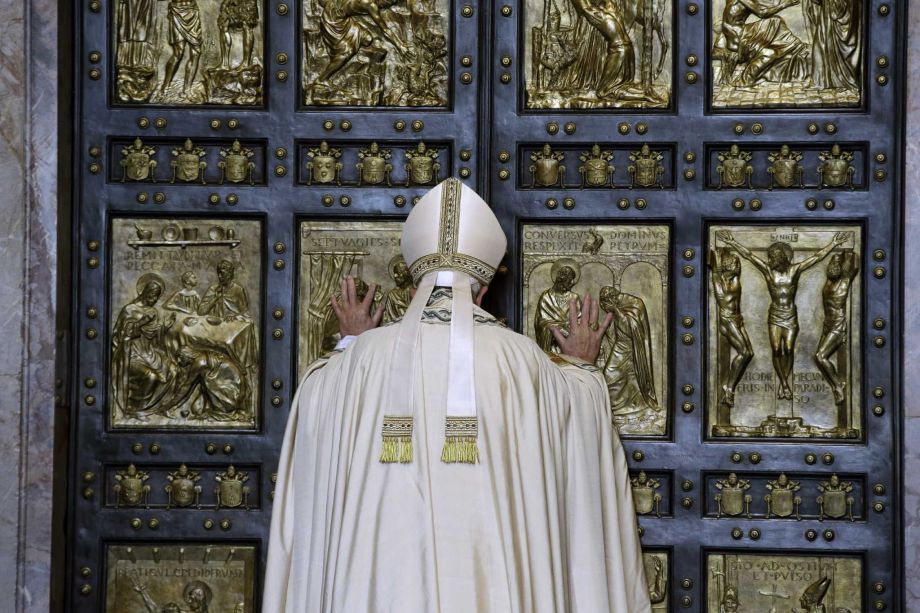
474,285,488,306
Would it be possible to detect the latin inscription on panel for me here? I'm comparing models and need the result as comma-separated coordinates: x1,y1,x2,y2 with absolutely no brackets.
298,221,409,376
105,544,256,612
522,224,670,436
707,225,861,440
710,0,863,109
114,0,264,105
301,0,449,107
109,218,262,430
706,552,861,612
524,0,672,109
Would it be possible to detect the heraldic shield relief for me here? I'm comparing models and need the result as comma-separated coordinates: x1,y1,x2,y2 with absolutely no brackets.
297,221,412,375
522,224,670,437
108,218,262,430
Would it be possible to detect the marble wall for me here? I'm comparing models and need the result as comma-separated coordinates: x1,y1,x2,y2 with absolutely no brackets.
0,0,916,610
902,0,920,608
0,0,59,609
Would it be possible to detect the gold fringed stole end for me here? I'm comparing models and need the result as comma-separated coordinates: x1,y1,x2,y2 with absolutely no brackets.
441,416,480,464
380,415,414,464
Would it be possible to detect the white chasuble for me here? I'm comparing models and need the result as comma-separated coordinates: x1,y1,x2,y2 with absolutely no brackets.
264,293,652,613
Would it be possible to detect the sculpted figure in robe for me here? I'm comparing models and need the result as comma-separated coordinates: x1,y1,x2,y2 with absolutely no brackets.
598,285,659,416
382,256,414,323
314,0,411,88
164,271,202,314
112,274,178,420
198,260,251,319
265,178,651,612
159,0,204,96
534,259,581,352
717,230,848,400
713,0,809,87
805,0,861,91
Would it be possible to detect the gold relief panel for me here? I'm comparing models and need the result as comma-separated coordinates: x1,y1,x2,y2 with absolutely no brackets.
707,225,862,440
105,544,256,612
114,0,265,105
109,218,262,430
710,0,863,109
706,552,861,612
524,0,673,109
297,221,410,375
642,551,669,610
301,0,450,107
522,224,670,436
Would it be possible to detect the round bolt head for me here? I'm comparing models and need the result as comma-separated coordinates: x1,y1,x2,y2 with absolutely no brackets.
681,401,695,413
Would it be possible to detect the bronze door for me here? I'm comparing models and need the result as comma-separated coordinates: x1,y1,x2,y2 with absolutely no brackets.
63,0,906,610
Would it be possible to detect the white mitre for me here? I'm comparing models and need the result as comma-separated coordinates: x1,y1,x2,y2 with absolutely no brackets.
381,178,507,465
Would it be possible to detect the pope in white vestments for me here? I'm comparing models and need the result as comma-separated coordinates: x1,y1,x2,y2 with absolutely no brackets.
264,178,651,612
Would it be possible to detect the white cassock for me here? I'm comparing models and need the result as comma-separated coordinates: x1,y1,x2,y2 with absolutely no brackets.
263,289,652,613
